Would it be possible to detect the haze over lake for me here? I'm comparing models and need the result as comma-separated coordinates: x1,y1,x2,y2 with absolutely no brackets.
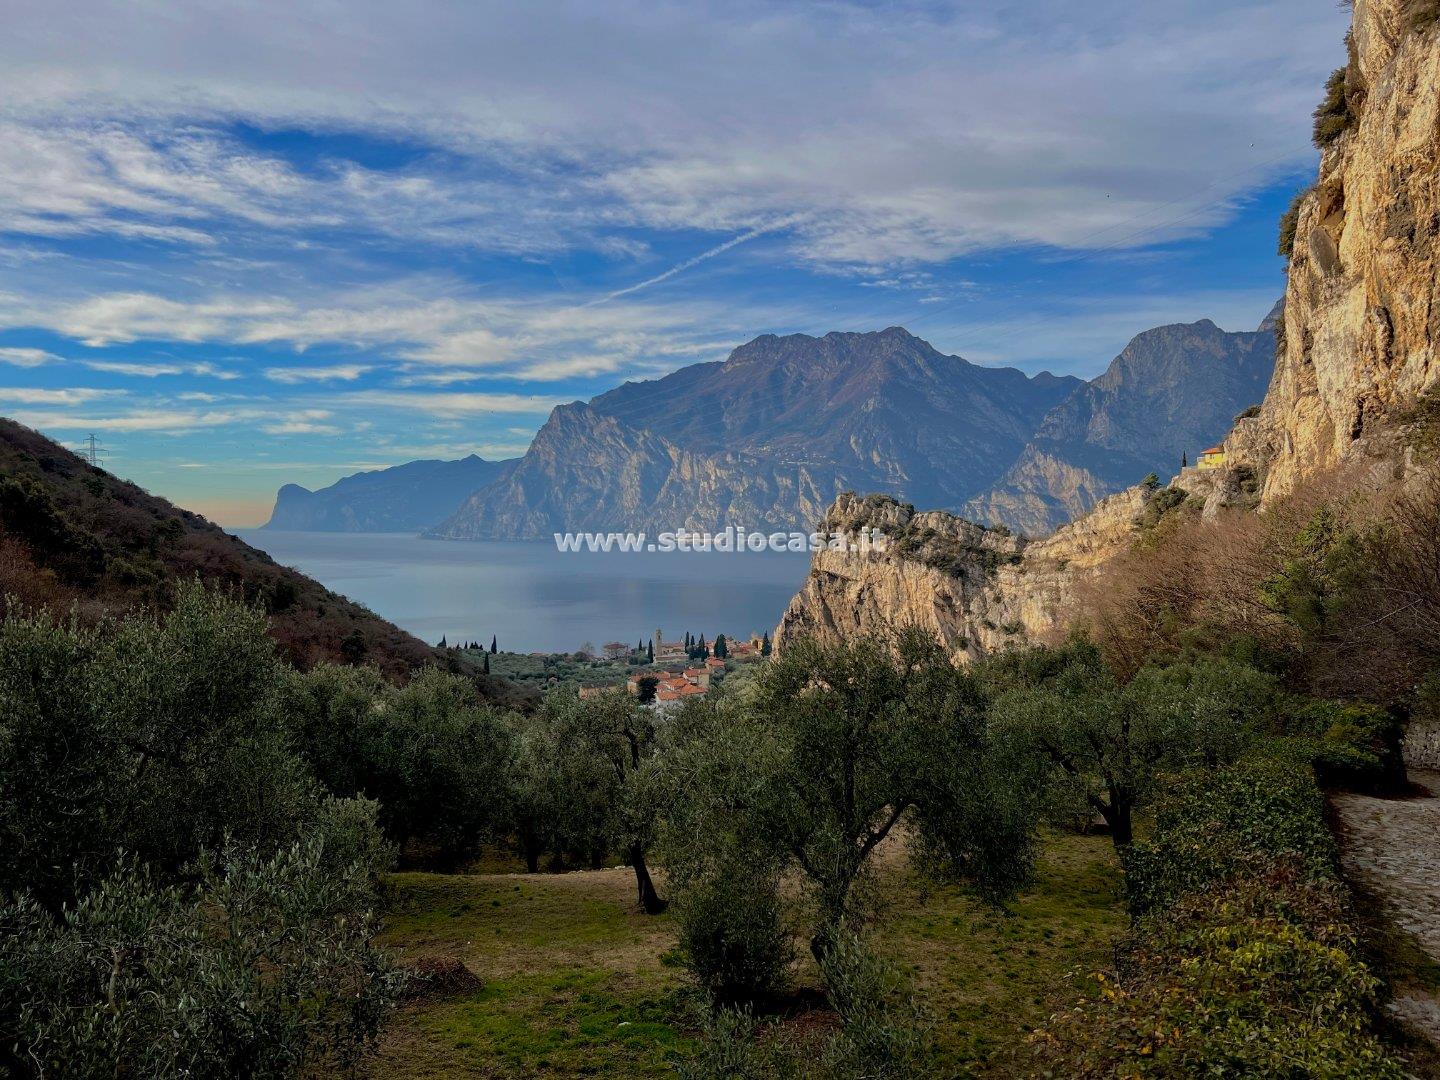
238,531,811,654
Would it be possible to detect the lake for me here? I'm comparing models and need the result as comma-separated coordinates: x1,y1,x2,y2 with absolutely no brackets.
236,530,812,654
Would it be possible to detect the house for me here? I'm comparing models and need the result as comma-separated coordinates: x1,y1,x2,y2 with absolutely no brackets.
1197,445,1227,470
602,641,631,660
682,666,711,689
577,685,613,700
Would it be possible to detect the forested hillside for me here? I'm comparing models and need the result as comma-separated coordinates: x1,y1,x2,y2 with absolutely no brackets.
0,416,519,697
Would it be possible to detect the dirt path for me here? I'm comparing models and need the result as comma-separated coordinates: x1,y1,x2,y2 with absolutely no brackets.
1332,769,1440,1048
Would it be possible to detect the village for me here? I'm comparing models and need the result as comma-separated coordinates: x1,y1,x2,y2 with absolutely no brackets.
460,626,772,702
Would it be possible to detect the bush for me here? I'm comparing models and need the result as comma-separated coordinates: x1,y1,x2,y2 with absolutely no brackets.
675,870,793,1005
1282,698,1406,791
1031,862,1403,1078
817,933,932,1079
1313,66,1356,147
0,836,400,1079
1122,756,1335,916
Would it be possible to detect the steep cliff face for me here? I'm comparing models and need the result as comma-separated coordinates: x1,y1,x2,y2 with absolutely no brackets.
427,402,840,539
965,316,1277,536
778,2,1440,658
1249,0,1440,499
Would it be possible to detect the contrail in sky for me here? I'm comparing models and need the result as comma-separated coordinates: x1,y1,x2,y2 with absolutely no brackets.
589,215,808,306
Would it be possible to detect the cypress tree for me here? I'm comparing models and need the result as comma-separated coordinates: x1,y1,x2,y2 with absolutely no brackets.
490,635,498,653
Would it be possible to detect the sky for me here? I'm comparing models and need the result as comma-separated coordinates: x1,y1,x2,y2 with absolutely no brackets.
0,0,1349,526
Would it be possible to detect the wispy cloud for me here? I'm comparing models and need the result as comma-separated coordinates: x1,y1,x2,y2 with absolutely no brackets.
84,358,239,379
0,346,61,367
264,364,371,384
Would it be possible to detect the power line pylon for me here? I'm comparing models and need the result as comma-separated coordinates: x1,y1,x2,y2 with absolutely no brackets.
79,433,110,468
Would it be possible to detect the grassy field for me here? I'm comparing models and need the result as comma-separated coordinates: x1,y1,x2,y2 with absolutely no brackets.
366,832,1125,1078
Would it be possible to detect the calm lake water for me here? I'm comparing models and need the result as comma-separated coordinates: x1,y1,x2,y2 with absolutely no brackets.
236,530,811,654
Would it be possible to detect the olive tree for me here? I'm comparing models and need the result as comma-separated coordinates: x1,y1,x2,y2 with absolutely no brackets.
987,644,1276,849
666,629,1035,966
542,690,666,912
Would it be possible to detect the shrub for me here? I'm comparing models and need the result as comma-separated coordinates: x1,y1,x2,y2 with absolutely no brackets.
1031,862,1403,1078
1281,697,1405,791
817,933,932,1079
1122,756,1336,916
674,869,793,1005
1313,66,1356,147
0,836,400,1078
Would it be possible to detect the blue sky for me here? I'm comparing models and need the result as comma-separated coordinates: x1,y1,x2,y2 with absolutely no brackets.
0,0,1348,525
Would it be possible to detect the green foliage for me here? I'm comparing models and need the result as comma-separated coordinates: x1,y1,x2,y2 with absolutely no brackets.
1258,505,1368,641
0,836,400,1079
1140,472,1160,491
1031,862,1403,1078
0,475,107,583
1281,697,1405,791
1313,65,1356,147
1122,756,1336,917
678,934,932,1080
1135,485,1188,533
673,869,792,1005
0,583,317,906
988,650,1275,848
283,664,513,859
816,933,932,1078
660,629,1034,994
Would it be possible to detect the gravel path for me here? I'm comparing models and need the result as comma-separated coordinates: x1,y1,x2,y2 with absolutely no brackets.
1332,769,1440,1047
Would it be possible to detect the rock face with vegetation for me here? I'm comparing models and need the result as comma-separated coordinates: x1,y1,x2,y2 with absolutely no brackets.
774,486,1149,662
965,314,1277,536
780,0,1440,663
265,454,516,532
1254,0,1440,501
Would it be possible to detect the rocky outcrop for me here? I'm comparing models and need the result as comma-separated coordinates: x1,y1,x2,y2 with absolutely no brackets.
265,454,515,532
965,316,1277,535
775,488,1148,662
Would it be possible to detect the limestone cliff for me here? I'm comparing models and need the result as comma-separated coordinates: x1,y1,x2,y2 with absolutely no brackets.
778,0,1440,658
1248,0,1439,499
775,487,1148,663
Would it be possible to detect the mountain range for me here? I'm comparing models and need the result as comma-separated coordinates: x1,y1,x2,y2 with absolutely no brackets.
267,316,1278,539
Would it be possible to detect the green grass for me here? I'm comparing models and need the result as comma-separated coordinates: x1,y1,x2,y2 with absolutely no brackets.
874,831,1125,1074
367,832,1125,1078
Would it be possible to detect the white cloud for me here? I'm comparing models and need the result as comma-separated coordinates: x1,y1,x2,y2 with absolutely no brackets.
83,358,240,379
0,346,61,367
0,1,1346,269
0,387,121,405
264,364,371,384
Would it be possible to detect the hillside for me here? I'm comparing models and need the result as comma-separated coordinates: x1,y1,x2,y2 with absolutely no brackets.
965,312,1278,535
265,454,516,532
0,417,524,696
431,328,1080,539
